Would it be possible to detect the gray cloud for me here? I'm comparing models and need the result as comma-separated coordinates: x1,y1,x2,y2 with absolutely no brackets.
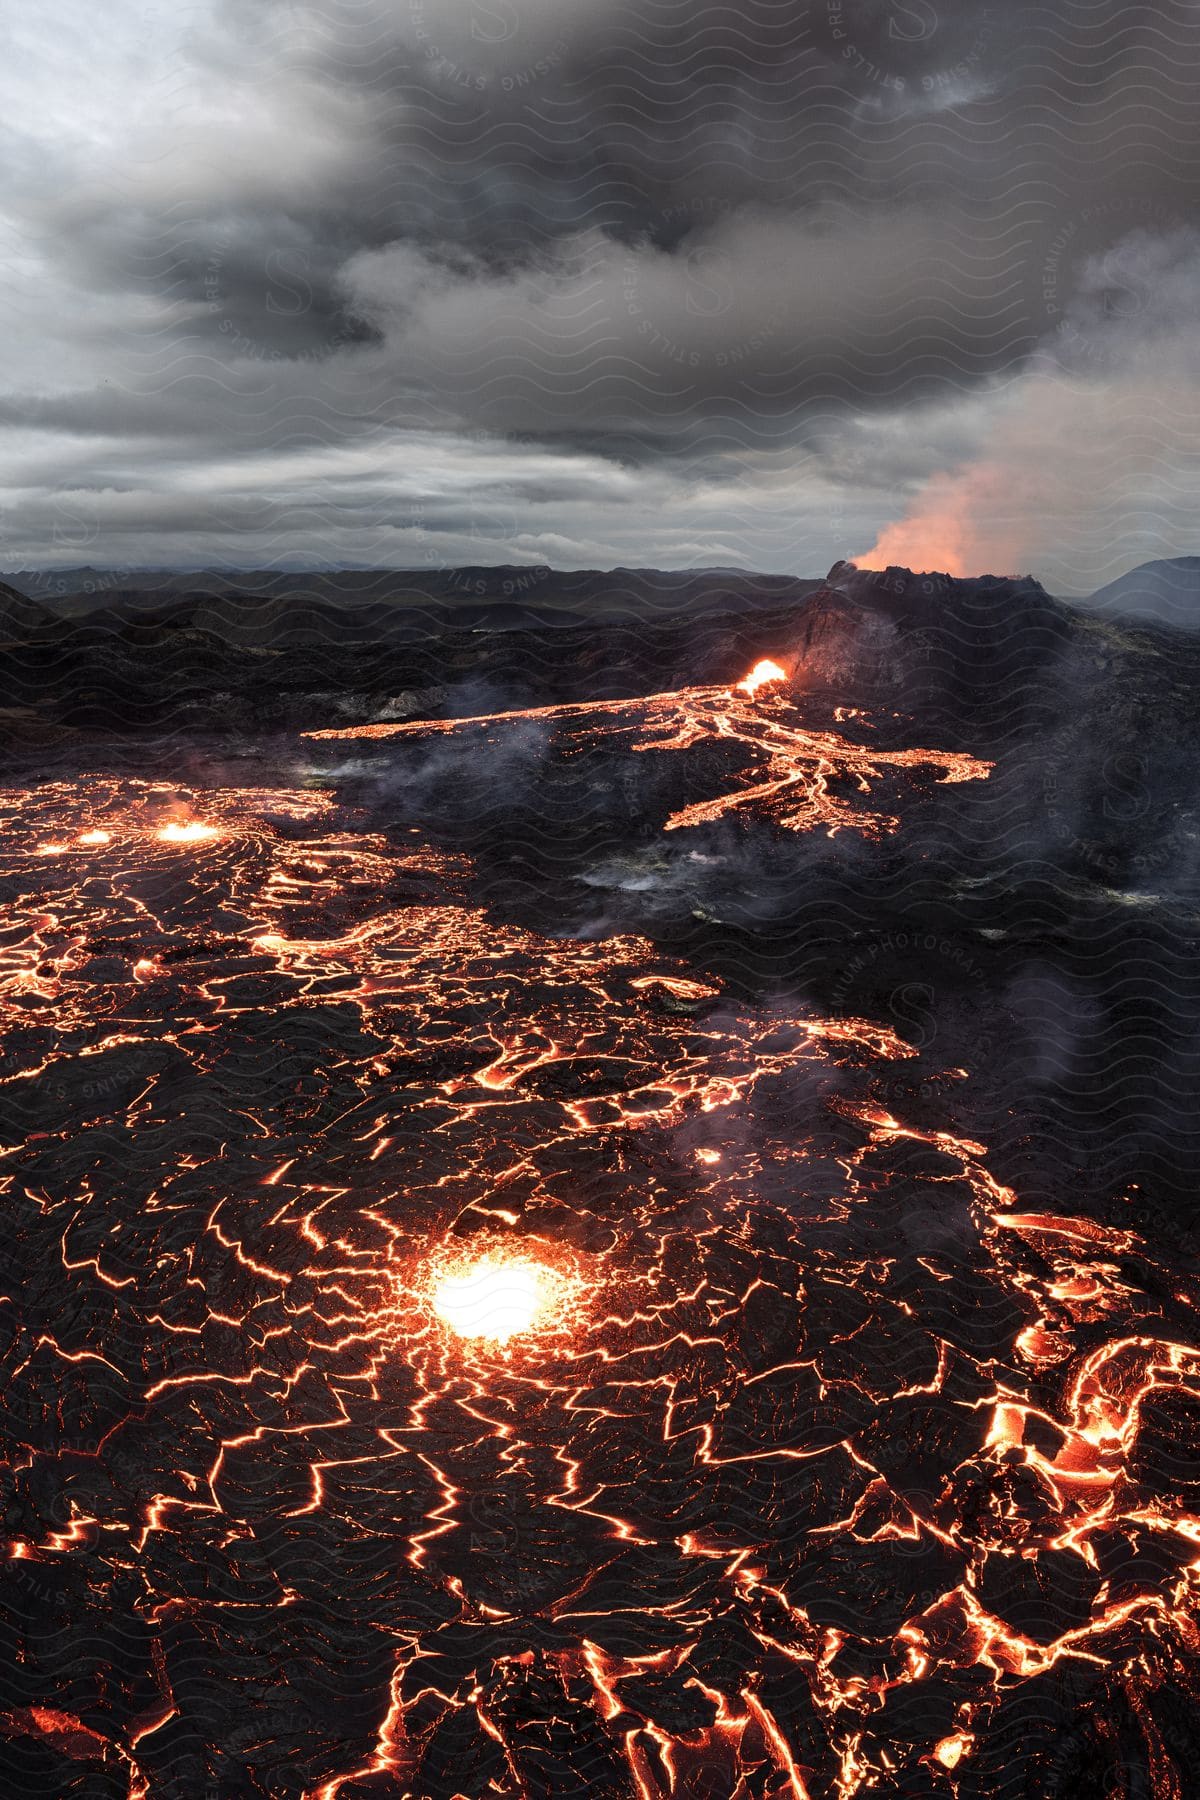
1,0,1198,581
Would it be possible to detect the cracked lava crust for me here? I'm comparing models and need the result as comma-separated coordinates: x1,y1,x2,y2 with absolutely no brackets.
0,675,1197,1799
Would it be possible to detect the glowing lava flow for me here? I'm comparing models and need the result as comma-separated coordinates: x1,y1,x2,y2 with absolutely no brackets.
431,1256,554,1343
304,666,992,838
0,772,1196,1799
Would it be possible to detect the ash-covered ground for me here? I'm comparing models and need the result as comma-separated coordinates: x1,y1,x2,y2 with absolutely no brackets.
0,562,1198,1799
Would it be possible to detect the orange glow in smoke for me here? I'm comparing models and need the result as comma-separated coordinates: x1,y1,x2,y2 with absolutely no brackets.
432,1256,552,1342
737,659,787,697
854,467,992,576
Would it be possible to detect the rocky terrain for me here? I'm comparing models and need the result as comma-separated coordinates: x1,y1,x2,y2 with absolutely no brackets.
0,559,1198,1797
2,558,1198,1230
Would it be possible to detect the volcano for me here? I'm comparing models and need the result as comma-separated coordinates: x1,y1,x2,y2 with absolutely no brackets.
0,566,1197,1798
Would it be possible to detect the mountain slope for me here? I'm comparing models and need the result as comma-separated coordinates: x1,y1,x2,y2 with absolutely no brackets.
1086,557,1200,626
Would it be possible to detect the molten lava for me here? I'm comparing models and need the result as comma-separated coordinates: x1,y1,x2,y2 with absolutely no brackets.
157,820,218,844
304,669,991,837
432,1256,550,1343
737,657,787,697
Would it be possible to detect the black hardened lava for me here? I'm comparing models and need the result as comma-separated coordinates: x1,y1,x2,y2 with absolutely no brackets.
0,624,1198,1798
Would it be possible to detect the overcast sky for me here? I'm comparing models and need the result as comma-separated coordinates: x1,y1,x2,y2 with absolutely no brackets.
2,0,1198,588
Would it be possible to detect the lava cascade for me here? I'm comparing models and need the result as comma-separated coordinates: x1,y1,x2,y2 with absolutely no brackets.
303,676,991,837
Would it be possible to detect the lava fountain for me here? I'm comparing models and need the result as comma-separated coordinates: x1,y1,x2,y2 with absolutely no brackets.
737,657,788,697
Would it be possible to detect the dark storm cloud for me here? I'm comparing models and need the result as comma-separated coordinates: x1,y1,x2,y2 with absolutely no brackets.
2,0,1198,576
41,0,1200,388
168,0,1191,409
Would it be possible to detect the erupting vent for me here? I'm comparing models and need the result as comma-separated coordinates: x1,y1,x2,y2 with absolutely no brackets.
737,657,788,696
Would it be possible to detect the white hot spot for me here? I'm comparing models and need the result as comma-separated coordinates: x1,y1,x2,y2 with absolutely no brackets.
432,1257,548,1343
158,822,219,844
737,659,787,698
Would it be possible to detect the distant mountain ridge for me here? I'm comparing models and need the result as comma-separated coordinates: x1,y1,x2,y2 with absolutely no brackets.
7,555,1197,627
0,555,1196,754
0,565,818,626
1084,557,1200,625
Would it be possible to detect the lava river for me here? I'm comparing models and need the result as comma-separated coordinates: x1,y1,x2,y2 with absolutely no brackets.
0,696,1197,1797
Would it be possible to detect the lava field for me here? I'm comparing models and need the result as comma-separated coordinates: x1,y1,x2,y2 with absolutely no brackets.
0,676,1197,1799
